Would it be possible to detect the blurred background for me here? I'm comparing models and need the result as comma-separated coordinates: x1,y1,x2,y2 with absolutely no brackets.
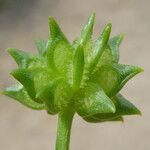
0,0,149,150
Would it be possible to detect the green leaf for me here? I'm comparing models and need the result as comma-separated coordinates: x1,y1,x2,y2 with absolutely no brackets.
35,39,47,56
7,48,30,68
36,80,60,114
111,116,124,122
98,34,124,66
112,94,141,116
91,64,143,96
27,57,47,69
75,82,115,117
73,45,84,90
89,23,111,72
83,40,93,63
10,68,40,102
47,18,73,80
54,80,73,111
2,85,45,110
108,34,124,63
46,39,58,72
73,13,95,88
78,13,95,46
84,94,141,123
36,79,73,113
81,24,112,87
33,68,55,93
83,115,123,123
83,116,101,123
49,17,68,41
53,41,73,78
112,64,143,94
46,17,69,72
72,13,95,49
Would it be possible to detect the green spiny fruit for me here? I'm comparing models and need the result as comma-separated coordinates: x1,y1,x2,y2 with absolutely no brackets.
2,13,143,150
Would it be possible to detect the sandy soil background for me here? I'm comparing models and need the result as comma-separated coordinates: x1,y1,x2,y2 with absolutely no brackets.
0,0,149,150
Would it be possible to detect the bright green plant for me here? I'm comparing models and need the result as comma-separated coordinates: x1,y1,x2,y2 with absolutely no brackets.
3,13,142,150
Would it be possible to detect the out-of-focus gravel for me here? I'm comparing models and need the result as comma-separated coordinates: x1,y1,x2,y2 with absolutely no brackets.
0,0,149,150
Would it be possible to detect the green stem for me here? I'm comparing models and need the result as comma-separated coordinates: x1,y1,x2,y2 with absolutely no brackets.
55,110,74,150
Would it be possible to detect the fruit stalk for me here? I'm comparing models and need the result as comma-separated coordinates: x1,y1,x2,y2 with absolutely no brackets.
56,110,74,150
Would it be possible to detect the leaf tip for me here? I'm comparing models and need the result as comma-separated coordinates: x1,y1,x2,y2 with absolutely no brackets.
117,33,124,45
108,101,116,114
6,48,12,53
6,48,15,56
10,70,16,77
134,107,142,116
105,23,112,31
120,117,124,123
88,12,95,23
48,16,55,26
133,66,144,76
10,69,20,79
138,67,144,73
1,90,6,95
48,16,59,38
111,104,116,113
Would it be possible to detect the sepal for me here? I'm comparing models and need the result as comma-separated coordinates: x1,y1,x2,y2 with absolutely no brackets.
91,64,143,96
10,68,41,102
73,45,84,90
35,39,47,56
2,85,45,110
108,34,124,63
112,64,143,94
112,94,141,115
47,18,73,80
89,23,111,71
83,94,140,123
98,34,124,66
83,116,123,123
49,17,68,41
78,13,95,46
36,80,60,114
54,80,73,111
75,82,115,117
111,116,124,122
7,48,31,68
33,68,55,93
